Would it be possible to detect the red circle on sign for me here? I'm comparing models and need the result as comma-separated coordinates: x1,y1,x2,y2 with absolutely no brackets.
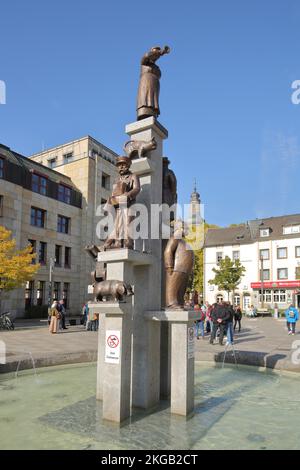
107,335,119,348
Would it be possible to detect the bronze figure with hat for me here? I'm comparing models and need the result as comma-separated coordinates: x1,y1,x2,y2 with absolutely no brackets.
103,155,140,250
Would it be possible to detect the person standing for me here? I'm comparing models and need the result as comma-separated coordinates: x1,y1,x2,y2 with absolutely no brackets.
49,301,60,334
285,304,299,335
58,300,68,330
234,306,242,333
226,302,234,345
194,304,205,340
210,302,230,345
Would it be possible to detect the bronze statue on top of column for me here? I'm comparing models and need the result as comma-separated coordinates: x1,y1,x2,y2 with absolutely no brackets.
136,46,170,121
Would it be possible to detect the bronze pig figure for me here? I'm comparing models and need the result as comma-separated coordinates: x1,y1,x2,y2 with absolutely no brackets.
94,280,134,302
123,137,157,159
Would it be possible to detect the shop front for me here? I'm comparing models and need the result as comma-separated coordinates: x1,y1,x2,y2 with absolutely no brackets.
250,281,300,309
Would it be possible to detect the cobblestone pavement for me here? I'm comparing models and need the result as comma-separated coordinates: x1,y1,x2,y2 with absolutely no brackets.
1,317,299,373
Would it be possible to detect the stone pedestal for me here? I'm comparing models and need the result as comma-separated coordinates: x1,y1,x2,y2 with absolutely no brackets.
145,310,200,417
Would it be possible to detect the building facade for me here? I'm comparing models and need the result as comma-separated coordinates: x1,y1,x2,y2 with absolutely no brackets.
204,214,300,311
0,136,117,317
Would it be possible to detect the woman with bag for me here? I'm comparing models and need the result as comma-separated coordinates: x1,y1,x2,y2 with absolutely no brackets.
49,301,61,334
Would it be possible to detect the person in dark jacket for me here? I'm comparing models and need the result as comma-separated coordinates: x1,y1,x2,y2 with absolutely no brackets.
234,306,242,333
210,302,231,345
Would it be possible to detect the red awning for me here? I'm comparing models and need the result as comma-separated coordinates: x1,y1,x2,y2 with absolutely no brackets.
251,281,300,289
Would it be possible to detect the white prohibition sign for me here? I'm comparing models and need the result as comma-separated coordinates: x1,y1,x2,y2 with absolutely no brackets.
107,334,119,348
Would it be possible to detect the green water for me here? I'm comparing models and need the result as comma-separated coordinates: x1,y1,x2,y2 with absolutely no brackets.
0,362,299,450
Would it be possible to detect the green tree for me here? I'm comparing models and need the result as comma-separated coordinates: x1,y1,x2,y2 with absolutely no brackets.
208,256,246,302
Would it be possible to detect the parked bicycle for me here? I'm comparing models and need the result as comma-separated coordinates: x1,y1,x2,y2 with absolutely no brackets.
0,312,15,330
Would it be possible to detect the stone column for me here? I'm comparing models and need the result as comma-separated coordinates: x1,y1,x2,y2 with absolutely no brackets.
125,117,168,409
89,301,132,423
145,310,199,417
170,321,194,416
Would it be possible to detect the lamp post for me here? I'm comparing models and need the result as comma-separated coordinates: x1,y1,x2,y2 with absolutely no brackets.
260,255,264,309
48,258,55,321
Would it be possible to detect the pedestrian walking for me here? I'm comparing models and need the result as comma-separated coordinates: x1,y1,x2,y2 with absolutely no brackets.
234,306,242,333
285,304,299,335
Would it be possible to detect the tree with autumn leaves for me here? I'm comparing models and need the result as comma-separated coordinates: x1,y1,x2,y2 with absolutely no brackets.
0,226,39,309
185,222,219,299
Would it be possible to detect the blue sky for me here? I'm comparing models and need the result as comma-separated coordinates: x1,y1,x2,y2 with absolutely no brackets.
1,0,300,226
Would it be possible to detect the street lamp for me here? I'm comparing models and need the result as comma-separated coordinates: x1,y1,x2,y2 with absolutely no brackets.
48,258,56,321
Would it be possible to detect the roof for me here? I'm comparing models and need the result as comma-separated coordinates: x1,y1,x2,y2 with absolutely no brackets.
205,214,300,247
0,143,77,188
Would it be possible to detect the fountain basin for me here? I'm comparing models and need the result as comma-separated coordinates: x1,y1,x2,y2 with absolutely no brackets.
0,361,300,450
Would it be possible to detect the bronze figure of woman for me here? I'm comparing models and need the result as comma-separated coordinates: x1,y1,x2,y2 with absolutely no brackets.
136,45,170,121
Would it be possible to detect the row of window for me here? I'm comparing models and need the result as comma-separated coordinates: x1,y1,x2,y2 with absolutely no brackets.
216,246,300,264
32,173,71,203
260,247,300,260
48,152,73,169
260,225,300,237
30,207,70,233
25,281,70,308
28,240,71,268
216,290,289,306
260,267,300,281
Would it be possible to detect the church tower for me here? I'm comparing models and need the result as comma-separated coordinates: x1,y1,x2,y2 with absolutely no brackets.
188,179,202,227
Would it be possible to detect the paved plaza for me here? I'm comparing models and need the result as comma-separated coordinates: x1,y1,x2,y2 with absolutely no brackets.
1,316,299,374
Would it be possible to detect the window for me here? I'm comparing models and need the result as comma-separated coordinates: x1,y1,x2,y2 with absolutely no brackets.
273,289,286,303
296,246,300,258
31,207,46,228
63,152,73,163
216,252,223,263
259,289,272,303
260,228,270,237
57,215,70,234
53,282,60,301
296,267,300,280
64,247,71,268
0,158,4,178
36,281,45,306
232,251,240,261
259,249,269,260
283,225,300,235
62,283,70,308
277,247,287,259
55,245,62,266
102,173,110,190
277,268,288,280
58,184,71,204
0,195,3,216
260,269,270,281
39,242,47,265
28,239,36,264
25,281,34,309
233,294,240,306
48,158,57,169
32,173,47,195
